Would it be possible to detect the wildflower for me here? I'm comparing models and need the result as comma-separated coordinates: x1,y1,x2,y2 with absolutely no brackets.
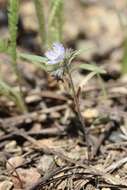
45,42,65,65
45,42,73,80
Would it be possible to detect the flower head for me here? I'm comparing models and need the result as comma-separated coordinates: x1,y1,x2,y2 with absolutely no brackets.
45,42,65,65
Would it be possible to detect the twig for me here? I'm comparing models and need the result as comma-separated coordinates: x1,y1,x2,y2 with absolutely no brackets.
104,157,127,173
7,160,23,189
0,104,69,129
92,122,114,158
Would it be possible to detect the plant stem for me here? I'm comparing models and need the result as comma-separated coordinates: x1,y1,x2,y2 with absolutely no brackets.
57,0,64,42
33,0,46,50
114,4,127,74
65,63,90,158
48,0,63,47
8,0,27,113
122,36,127,73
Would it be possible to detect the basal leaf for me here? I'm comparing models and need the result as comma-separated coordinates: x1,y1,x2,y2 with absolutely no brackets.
18,53,48,70
18,53,48,63
77,63,106,74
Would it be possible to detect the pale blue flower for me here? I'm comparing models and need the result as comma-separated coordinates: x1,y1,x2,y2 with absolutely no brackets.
45,42,65,64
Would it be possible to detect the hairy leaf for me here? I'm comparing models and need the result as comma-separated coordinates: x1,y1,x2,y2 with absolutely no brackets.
76,63,106,74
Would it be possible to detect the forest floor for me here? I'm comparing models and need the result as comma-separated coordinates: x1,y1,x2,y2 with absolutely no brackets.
0,0,127,190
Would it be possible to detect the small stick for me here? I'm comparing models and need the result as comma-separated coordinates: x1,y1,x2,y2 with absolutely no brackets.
7,160,23,189
92,122,114,158
104,157,127,173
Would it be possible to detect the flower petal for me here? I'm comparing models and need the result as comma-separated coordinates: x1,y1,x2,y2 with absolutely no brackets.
45,42,65,65
45,50,57,60
53,42,65,54
47,60,58,64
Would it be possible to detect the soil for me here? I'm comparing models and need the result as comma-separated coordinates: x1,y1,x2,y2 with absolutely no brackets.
0,0,127,190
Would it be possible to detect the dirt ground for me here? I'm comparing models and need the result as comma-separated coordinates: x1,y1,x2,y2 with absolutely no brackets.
0,0,127,190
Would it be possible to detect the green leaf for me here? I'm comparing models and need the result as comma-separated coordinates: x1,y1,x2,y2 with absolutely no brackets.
18,53,48,63
18,52,62,72
77,63,106,74
18,53,48,71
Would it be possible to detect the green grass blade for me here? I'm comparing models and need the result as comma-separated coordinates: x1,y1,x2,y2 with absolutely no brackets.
33,0,46,50
75,63,106,74
18,53,48,70
8,0,27,112
122,37,127,74
18,53,48,63
48,0,64,46
8,0,19,68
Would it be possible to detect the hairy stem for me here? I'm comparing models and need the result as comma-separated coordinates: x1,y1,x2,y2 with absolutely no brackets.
65,63,90,159
57,0,64,42
33,0,46,50
48,0,63,46
8,0,27,112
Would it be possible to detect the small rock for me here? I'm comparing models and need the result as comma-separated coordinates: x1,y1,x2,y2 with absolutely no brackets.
25,95,41,104
37,155,54,172
0,181,13,190
83,108,99,120
38,114,47,122
6,156,25,172
12,167,41,189
5,140,22,155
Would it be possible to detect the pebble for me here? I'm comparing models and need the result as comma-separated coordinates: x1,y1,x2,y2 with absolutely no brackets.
37,155,54,172
0,181,13,190
6,156,25,172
